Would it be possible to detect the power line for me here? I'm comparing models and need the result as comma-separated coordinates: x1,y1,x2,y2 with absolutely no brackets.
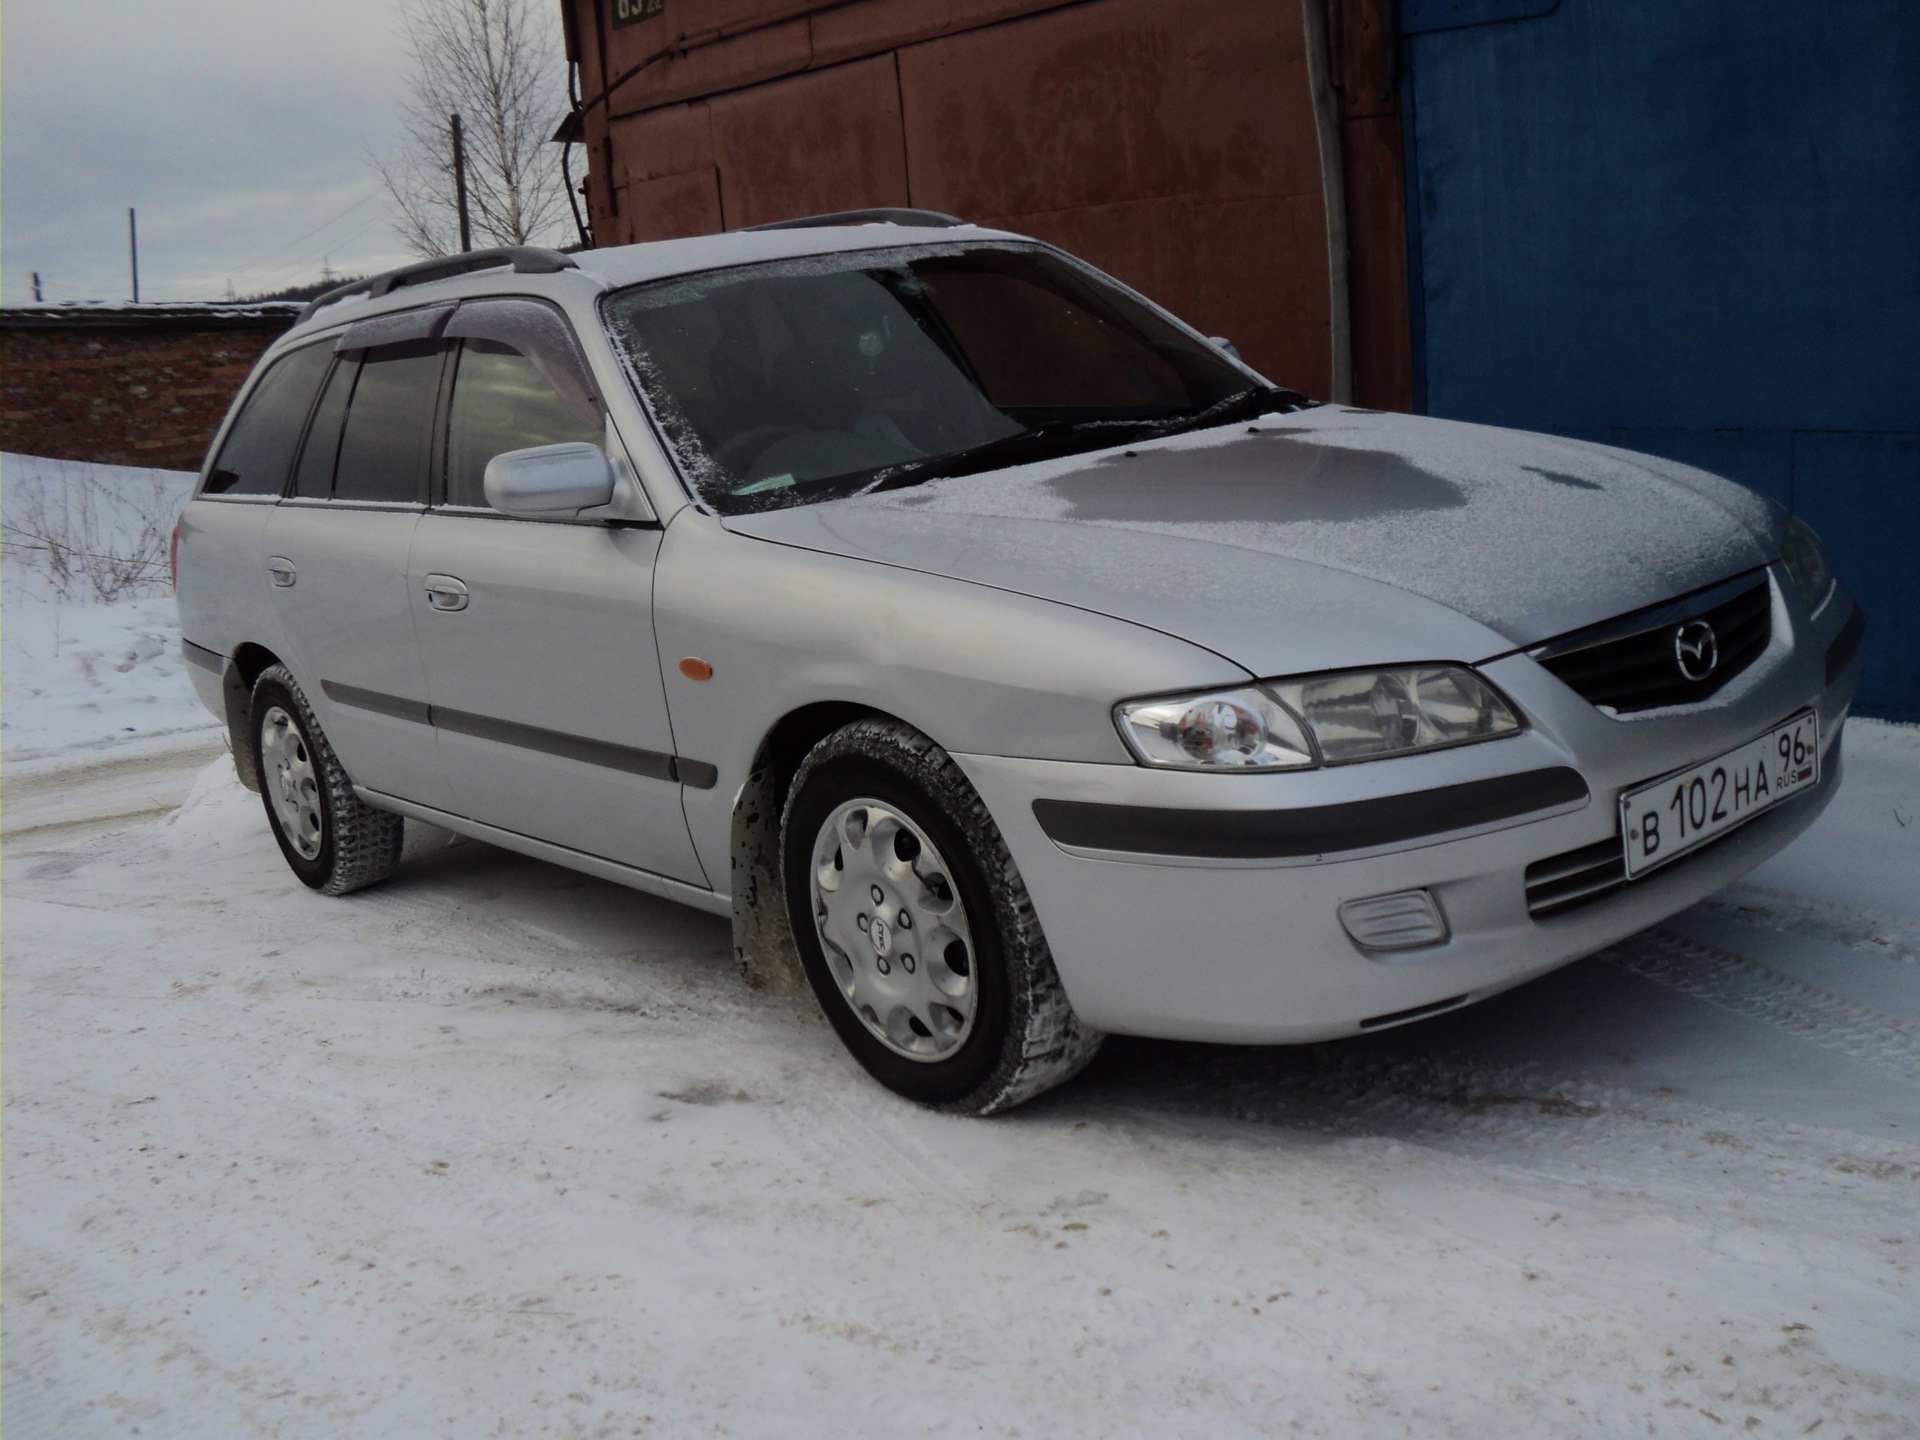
229,190,379,275
242,213,392,294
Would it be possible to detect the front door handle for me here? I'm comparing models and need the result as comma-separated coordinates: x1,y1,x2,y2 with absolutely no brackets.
266,556,297,588
423,574,469,612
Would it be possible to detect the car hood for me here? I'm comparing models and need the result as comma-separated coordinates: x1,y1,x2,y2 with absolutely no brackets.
721,406,1782,678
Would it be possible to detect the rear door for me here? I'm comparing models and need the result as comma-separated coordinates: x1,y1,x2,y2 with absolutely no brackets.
177,340,335,659
407,298,707,885
261,320,450,807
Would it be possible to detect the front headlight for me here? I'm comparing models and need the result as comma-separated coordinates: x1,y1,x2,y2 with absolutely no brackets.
1116,685,1315,771
1116,665,1522,771
1781,516,1834,613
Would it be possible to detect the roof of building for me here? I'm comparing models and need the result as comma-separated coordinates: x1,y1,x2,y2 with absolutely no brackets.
0,301,304,331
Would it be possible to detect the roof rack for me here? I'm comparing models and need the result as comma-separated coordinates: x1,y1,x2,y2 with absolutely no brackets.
296,245,580,325
742,208,968,233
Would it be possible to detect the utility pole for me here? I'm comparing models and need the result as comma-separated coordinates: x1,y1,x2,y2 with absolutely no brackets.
32,272,44,302
128,208,141,303
449,113,473,253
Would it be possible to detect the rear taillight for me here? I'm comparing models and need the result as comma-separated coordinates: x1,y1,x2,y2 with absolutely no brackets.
170,522,181,591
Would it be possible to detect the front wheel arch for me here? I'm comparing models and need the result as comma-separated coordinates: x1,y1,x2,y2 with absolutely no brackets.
730,701,891,996
779,717,1103,1113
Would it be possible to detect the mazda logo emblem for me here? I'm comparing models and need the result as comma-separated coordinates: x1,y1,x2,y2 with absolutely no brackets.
1673,619,1719,682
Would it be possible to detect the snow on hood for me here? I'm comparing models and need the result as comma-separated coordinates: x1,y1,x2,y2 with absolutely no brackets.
723,407,1783,677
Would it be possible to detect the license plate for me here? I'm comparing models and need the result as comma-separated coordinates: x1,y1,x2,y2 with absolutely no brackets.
1619,711,1820,878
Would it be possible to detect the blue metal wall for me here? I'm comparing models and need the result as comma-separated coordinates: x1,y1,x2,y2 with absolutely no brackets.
1398,0,1919,717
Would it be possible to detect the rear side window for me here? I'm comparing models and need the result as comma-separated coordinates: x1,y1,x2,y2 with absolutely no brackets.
291,355,354,499
444,340,605,508
203,343,332,496
333,339,446,504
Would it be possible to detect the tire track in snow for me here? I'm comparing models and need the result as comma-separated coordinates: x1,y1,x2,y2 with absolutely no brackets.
1081,1022,1920,1216
1611,929,1920,1083
1705,887,1920,967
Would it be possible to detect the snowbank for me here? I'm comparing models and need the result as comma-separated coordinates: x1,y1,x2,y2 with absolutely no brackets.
3,453,217,768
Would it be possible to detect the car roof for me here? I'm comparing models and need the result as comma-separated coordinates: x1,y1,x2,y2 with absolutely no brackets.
284,219,1029,344
571,219,1025,289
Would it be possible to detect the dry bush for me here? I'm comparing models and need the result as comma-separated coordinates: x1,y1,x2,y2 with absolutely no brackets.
2,460,182,603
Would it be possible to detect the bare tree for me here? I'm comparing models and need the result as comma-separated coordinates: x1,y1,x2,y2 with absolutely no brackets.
374,0,572,256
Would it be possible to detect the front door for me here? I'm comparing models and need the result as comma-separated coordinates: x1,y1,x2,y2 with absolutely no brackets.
407,323,707,887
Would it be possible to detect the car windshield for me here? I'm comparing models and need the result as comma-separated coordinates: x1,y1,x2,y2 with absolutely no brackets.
602,243,1301,514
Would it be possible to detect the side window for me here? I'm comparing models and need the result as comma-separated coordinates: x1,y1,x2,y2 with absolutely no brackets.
203,343,332,496
333,339,447,504
444,339,605,509
291,355,354,499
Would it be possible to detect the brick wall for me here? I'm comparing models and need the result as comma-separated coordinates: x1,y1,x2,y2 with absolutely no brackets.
0,307,299,470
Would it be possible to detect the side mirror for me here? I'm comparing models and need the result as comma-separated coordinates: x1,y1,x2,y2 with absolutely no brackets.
483,442,616,518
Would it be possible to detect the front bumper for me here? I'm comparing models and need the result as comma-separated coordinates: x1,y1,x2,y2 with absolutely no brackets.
953,570,1860,1044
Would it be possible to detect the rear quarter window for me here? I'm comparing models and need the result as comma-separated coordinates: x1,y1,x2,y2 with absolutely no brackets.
202,342,332,496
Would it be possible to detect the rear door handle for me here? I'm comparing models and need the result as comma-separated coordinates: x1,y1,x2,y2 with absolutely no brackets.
423,574,469,612
266,556,297,588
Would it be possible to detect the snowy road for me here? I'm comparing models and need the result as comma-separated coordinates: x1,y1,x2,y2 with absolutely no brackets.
6,721,1919,1438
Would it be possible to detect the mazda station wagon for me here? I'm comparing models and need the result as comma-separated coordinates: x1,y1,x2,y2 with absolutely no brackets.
174,212,1864,1112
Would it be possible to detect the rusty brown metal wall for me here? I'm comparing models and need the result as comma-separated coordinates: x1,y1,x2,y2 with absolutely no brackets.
1324,0,1411,411
564,0,1413,404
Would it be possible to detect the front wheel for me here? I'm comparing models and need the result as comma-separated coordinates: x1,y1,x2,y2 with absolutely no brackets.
249,663,404,895
783,720,1102,1114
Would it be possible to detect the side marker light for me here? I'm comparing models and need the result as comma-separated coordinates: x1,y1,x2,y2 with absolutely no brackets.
678,657,714,681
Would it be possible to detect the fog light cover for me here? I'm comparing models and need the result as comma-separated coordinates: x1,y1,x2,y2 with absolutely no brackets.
1339,890,1449,951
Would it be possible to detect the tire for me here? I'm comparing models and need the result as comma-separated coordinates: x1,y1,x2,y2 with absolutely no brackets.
249,663,404,895
783,719,1103,1114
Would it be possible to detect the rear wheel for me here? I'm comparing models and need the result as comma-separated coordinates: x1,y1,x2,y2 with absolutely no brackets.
249,663,404,895
783,719,1102,1114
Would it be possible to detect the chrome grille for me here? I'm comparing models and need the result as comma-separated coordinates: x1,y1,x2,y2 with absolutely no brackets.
1534,574,1772,713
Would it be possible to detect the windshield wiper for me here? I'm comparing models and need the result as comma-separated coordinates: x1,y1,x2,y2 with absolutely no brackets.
1124,384,1309,443
857,386,1311,497
859,417,1149,495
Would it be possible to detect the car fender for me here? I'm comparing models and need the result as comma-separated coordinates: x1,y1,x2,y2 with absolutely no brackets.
650,506,1249,891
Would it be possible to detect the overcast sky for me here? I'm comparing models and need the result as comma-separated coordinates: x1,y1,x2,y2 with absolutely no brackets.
2,1,565,305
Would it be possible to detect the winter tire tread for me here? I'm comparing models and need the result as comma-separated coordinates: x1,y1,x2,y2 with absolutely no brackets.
783,718,1103,1114
251,663,404,896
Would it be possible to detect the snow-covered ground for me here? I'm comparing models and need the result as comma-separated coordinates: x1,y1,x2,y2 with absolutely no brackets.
3,453,217,768
5,459,1919,1438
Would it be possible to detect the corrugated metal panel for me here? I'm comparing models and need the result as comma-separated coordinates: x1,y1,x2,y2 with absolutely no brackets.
1401,0,1920,716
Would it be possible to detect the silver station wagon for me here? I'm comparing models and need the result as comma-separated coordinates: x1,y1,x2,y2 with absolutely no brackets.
175,212,1864,1113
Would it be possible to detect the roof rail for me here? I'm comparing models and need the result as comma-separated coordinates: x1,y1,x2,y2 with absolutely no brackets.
742,208,968,233
296,245,580,325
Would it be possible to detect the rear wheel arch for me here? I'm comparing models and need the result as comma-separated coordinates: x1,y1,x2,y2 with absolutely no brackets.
222,642,284,792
